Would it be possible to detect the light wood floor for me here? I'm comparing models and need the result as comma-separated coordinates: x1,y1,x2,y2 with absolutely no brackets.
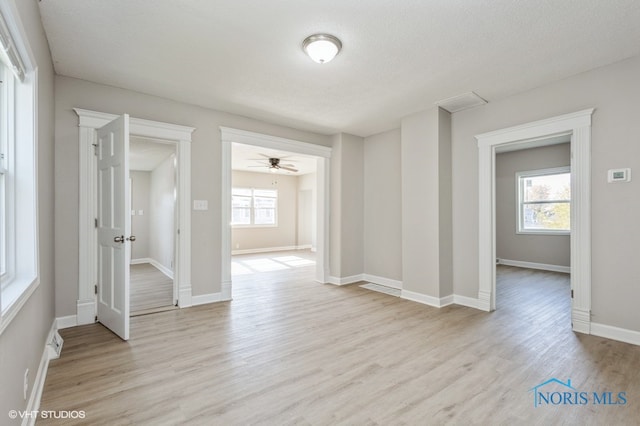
39,257,640,424
130,263,174,315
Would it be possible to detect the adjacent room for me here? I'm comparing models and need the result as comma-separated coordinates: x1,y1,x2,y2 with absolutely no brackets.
129,137,178,315
2,1,640,424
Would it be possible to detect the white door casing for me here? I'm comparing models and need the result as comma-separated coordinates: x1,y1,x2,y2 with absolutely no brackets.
476,109,593,334
75,108,194,326
220,127,332,300
96,114,130,340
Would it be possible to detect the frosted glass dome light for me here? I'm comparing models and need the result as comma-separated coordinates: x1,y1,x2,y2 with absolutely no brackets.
302,34,342,64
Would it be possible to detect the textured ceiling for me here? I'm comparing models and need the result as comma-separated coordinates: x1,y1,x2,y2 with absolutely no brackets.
232,143,317,176
39,0,640,137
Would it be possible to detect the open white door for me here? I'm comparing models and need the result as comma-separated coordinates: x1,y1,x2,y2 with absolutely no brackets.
96,114,131,340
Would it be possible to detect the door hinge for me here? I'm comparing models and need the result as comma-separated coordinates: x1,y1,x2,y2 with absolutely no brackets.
571,289,574,298
92,143,98,156
94,284,98,295
95,218,98,228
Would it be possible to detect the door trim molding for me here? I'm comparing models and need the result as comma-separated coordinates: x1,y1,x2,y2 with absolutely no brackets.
476,108,593,334
75,108,195,325
220,127,331,300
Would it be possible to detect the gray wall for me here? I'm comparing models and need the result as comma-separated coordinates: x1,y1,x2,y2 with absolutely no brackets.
54,75,332,315
0,0,55,421
149,154,176,271
496,144,570,267
401,108,452,297
363,128,402,282
452,55,640,331
330,133,364,278
231,170,298,251
130,171,151,260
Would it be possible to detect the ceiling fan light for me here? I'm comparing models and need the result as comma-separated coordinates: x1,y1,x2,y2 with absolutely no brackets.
302,34,342,64
269,166,278,173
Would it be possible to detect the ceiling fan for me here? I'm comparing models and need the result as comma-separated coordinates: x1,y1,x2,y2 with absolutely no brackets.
249,154,299,173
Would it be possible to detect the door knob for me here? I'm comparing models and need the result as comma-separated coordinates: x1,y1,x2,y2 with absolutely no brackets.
127,235,136,242
114,235,125,243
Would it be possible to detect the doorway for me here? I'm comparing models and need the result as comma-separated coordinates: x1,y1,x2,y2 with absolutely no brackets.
129,137,178,315
75,108,194,334
494,140,571,323
476,109,593,334
220,127,331,301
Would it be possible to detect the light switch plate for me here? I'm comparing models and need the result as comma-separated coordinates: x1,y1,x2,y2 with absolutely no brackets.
138,210,144,215
193,200,208,210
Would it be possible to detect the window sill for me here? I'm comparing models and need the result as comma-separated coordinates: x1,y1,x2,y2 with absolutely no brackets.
0,275,40,336
517,230,570,236
232,224,278,229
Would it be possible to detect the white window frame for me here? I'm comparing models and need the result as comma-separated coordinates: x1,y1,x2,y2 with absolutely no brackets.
0,4,39,336
516,166,570,235
231,187,278,228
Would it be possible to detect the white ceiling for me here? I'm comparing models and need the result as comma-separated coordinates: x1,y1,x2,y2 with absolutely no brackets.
39,1,640,137
130,137,175,171
232,143,317,176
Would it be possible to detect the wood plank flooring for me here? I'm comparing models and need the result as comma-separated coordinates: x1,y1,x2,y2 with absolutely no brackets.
130,263,174,315
38,257,640,424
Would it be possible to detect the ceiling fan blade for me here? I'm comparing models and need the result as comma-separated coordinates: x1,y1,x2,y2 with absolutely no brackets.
280,163,297,167
279,166,299,172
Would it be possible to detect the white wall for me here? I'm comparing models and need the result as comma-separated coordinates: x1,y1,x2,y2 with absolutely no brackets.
297,172,316,249
149,154,176,271
452,55,640,331
130,171,151,260
54,75,332,315
496,143,571,267
231,170,298,251
0,0,56,420
363,129,402,282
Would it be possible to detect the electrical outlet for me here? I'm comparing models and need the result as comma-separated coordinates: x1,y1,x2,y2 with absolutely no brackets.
24,369,29,400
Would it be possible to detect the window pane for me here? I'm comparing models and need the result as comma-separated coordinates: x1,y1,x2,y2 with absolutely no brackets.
255,208,275,225
232,195,251,208
523,202,570,231
523,173,570,202
253,189,276,198
254,196,276,209
231,207,251,225
232,188,252,197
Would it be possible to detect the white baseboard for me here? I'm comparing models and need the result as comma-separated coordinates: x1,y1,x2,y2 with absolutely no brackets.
221,281,232,301
400,290,454,308
56,315,77,330
130,257,152,265
76,299,95,325
296,244,312,250
497,258,570,274
130,258,174,279
178,286,192,308
232,245,299,255
328,274,364,286
453,294,480,309
362,274,402,290
591,322,640,346
191,292,222,306
23,320,63,426
149,259,174,280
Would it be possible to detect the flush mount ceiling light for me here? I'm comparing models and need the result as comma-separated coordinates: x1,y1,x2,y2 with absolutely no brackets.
302,34,342,64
